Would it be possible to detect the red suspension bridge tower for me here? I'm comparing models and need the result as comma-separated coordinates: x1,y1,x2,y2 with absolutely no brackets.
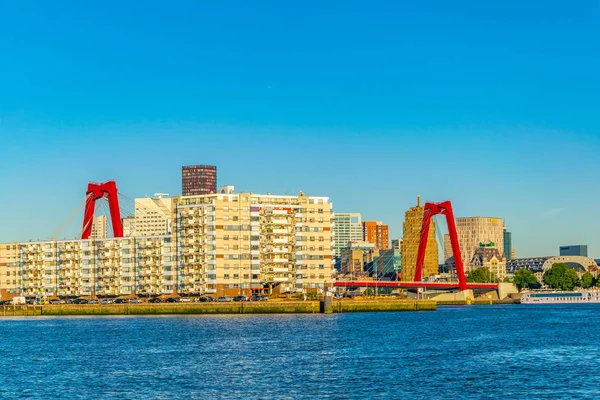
81,181,123,239
414,200,467,291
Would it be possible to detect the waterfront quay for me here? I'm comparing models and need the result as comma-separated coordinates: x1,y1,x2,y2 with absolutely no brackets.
0,299,436,316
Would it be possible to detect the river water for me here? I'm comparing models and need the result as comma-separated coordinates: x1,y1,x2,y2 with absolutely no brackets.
0,305,598,399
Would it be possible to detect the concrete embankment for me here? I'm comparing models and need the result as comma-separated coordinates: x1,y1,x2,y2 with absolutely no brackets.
332,300,436,313
0,300,435,317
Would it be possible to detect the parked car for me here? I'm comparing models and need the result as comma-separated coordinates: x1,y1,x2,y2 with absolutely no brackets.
148,297,163,303
99,298,113,305
179,297,192,303
129,298,142,304
250,296,262,302
114,298,128,304
233,296,248,302
217,296,232,302
49,299,61,305
197,296,214,302
88,299,99,304
166,297,181,303
73,298,88,304
0,300,11,305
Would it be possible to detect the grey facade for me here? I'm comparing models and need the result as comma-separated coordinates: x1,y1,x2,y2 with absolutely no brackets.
503,229,512,260
559,245,588,257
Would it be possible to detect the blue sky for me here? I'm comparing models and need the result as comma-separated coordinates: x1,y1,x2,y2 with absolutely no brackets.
0,1,598,257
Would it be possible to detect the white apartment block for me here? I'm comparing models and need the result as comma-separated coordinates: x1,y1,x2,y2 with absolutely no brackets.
456,217,504,266
91,215,108,239
134,195,172,237
15,236,173,298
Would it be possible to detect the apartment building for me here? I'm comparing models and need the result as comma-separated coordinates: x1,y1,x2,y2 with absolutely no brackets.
362,221,389,250
173,191,335,297
12,236,173,299
0,243,20,299
0,191,334,300
401,196,438,281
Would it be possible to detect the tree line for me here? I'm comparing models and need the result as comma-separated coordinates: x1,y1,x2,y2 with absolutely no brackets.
466,263,597,291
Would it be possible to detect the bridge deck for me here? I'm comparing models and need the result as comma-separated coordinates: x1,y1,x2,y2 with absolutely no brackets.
333,281,499,290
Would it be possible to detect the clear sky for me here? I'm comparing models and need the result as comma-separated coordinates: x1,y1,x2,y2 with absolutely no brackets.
0,1,598,257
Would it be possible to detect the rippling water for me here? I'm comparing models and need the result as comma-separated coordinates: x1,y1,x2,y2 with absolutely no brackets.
0,305,598,399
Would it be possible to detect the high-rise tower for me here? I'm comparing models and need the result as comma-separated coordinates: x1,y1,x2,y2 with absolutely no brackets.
400,195,438,281
182,165,217,196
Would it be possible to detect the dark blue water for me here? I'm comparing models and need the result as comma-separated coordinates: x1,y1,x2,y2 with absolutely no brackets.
0,305,598,399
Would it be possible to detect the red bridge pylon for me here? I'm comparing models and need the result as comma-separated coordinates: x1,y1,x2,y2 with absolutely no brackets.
81,181,123,239
415,200,467,291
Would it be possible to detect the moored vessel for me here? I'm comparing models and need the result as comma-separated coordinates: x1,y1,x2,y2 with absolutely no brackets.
521,291,600,304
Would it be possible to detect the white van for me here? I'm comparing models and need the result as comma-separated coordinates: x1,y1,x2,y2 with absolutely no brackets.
12,296,26,305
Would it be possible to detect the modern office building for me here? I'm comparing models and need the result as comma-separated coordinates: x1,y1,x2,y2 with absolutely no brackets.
443,233,453,263
560,245,588,257
503,227,512,260
391,239,401,251
362,221,389,250
340,241,378,277
456,217,504,268
181,165,217,196
332,213,362,269
401,196,438,281
0,191,335,300
91,216,108,239
367,249,401,277
134,194,173,236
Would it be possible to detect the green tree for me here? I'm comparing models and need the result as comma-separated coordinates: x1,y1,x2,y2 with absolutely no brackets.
466,267,498,283
363,288,374,297
580,272,594,289
512,268,539,290
543,263,579,291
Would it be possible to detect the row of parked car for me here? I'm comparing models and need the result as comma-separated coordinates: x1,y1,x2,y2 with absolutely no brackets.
0,295,271,305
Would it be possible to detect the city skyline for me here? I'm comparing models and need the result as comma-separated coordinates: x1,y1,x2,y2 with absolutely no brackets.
0,1,598,257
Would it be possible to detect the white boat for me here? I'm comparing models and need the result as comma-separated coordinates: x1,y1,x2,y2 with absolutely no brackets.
520,291,600,304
